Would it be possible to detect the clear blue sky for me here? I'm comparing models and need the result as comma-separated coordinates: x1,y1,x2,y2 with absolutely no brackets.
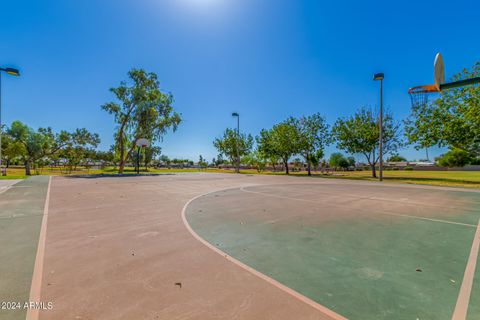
1,0,478,162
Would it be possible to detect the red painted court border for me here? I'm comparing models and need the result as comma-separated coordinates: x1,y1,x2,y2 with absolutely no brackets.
27,176,52,320
452,218,480,320
181,187,348,320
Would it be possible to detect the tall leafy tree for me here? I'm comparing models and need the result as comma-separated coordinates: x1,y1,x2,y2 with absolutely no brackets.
94,150,116,167
331,107,403,177
309,149,324,170
329,153,349,170
241,151,267,172
257,121,302,174
1,133,23,168
293,113,330,176
102,69,181,173
437,148,472,168
213,128,253,169
387,154,407,162
7,121,88,175
143,146,161,169
198,155,208,169
215,154,225,166
405,61,480,155
59,129,100,172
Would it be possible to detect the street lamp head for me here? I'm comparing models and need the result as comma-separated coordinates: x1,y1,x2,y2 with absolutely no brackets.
373,73,384,81
232,112,239,117
1,67,20,76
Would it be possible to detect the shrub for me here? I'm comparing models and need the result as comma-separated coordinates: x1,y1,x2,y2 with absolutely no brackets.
437,148,471,168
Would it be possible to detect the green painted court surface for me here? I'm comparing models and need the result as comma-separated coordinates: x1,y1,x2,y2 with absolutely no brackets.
186,183,480,319
0,176,49,320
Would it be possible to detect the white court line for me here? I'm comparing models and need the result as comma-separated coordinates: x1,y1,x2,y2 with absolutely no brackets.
181,187,347,320
451,218,480,320
0,179,22,194
240,186,477,228
240,185,480,317
26,176,52,320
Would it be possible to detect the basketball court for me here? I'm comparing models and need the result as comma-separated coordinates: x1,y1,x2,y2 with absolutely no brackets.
1,173,479,319
1,53,479,320
186,180,480,319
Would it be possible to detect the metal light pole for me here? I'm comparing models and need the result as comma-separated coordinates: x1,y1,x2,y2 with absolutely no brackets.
0,67,20,176
232,112,240,173
373,73,384,181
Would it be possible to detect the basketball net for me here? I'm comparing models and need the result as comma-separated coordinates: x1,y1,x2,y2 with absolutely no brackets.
408,84,439,108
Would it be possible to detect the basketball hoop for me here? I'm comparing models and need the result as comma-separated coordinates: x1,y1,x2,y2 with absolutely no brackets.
408,52,480,108
408,84,438,108
136,138,150,148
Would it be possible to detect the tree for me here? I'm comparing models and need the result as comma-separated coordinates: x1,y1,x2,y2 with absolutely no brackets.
257,121,301,174
143,146,161,169
405,61,480,156
331,107,403,177
1,133,23,168
198,155,208,169
387,154,407,162
102,69,181,174
347,156,356,167
437,148,471,168
310,149,324,171
7,121,74,175
215,154,225,166
95,150,115,167
213,128,253,170
159,155,170,166
329,153,349,170
58,129,100,173
293,113,330,176
242,151,267,172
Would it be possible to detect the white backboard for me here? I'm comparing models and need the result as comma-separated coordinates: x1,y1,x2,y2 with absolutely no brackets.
136,138,150,148
434,52,445,90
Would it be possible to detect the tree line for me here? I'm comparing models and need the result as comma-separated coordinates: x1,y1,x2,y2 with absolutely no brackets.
2,121,100,175
213,108,401,177
1,69,182,175
2,61,478,176
214,61,480,177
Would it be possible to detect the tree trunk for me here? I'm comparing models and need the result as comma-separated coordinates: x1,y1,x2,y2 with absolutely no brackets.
25,161,31,176
126,142,138,172
118,147,125,174
371,164,377,178
284,158,289,175
306,153,312,176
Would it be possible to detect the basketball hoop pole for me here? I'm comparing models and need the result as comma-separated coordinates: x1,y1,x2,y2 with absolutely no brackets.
135,138,150,174
137,147,140,174
440,76,480,90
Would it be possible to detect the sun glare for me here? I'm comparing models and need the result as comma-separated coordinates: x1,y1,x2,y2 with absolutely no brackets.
182,0,222,8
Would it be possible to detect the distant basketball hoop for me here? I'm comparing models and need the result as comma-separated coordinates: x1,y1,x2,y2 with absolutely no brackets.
135,138,150,174
136,138,150,148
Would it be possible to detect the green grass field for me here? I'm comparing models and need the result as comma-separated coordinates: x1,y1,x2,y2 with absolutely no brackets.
321,170,480,188
2,166,480,188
